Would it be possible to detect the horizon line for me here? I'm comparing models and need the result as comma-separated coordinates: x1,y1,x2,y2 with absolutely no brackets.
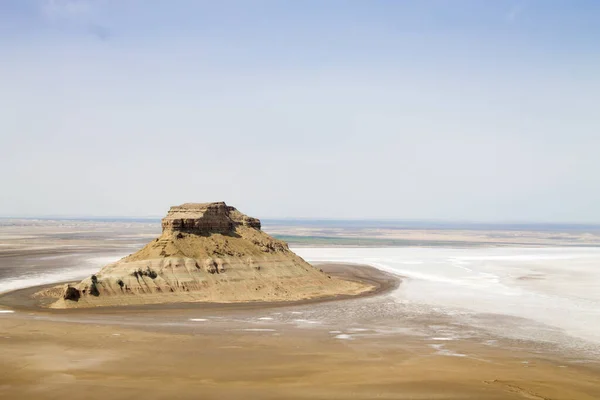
1,215,600,227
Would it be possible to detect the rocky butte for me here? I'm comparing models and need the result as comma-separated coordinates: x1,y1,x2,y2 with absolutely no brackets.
42,202,371,308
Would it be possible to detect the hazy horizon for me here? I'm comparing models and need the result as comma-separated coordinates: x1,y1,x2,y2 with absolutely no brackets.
4,213,600,229
2,1,600,222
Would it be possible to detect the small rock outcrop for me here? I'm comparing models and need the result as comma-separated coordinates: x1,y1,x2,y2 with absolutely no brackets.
63,285,80,301
47,202,369,308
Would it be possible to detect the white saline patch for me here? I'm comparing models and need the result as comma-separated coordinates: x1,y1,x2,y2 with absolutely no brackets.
0,310,15,314
258,317,273,320
334,334,353,340
189,318,208,322
428,343,466,357
294,246,600,347
241,328,276,332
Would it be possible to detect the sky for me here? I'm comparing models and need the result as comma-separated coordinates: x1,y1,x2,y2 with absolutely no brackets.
1,0,600,221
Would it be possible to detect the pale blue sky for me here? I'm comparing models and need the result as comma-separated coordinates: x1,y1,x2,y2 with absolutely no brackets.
1,1,599,221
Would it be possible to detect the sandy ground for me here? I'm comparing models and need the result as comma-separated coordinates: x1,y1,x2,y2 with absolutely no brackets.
1,220,600,399
1,312,599,399
0,264,599,399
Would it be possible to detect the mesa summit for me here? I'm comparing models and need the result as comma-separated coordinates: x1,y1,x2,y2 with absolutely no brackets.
38,202,372,308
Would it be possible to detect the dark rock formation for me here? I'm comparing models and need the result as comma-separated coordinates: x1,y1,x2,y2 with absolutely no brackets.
63,285,81,301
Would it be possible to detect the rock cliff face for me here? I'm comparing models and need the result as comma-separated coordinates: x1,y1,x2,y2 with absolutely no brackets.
161,202,261,233
47,202,369,308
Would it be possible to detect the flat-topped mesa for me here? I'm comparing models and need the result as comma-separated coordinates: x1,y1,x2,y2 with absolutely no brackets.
161,202,261,234
40,201,372,308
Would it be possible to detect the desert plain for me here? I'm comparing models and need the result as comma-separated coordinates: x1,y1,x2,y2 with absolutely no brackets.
1,218,600,399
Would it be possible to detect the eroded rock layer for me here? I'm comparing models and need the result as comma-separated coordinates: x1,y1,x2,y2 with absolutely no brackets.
46,202,370,308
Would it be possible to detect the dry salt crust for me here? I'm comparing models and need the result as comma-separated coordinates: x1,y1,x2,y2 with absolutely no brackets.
295,246,600,352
